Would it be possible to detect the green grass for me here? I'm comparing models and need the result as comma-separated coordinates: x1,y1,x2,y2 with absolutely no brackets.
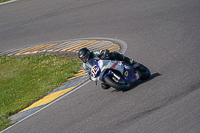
0,55,82,131
0,0,10,3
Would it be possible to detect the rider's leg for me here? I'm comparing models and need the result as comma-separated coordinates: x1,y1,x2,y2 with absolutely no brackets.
108,51,135,65
123,56,135,65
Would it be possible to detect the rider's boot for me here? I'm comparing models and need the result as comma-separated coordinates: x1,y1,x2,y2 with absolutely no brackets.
124,57,135,65
101,82,110,89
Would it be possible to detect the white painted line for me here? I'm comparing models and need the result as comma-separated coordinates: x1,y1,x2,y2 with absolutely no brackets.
0,0,17,5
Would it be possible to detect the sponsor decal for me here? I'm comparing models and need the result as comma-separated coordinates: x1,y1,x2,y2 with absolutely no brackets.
110,61,119,69
124,71,129,76
92,65,99,77
135,72,140,79
133,63,140,68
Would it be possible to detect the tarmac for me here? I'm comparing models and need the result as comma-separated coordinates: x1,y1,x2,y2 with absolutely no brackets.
1,38,123,123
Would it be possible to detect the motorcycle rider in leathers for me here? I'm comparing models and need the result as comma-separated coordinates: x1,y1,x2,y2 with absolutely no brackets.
78,47,135,89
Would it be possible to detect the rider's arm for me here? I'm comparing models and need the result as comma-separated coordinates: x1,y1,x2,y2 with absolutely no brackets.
93,49,110,59
83,63,91,79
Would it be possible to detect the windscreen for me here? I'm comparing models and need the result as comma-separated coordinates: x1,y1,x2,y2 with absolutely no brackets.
86,59,95,69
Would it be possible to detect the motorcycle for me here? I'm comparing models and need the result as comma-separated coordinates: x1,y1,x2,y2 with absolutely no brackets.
86,57,151,90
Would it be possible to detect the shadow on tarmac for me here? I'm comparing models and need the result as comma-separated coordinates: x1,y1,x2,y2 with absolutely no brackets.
111,73,162,92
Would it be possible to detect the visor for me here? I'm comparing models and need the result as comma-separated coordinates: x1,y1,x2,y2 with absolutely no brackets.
82,54,89,63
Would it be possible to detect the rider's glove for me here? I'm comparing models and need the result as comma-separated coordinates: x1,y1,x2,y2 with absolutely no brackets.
100,49,109,59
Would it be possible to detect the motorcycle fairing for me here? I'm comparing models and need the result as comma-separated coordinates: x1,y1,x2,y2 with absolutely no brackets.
88,58,141,84
123,63,141,83
99,61,141,83
98,60,124,82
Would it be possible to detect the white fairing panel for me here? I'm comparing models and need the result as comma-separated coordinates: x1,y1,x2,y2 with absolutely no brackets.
99,60,124,74
90,59,125,82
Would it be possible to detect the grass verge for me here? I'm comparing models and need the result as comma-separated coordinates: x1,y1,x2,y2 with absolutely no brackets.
0,55,82,131
0,0,10,3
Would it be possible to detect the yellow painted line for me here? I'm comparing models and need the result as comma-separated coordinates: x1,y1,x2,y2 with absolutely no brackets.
61,40,91,51
69,73,86,80
61,40,97,51
76,69,85,74
98,44,120,52
78,69,85,72
20,86,77,112
69,69,86,80
15,43,59,55
69,40,104,52
107,45,120,52
61,40,104,52
110,47,120,52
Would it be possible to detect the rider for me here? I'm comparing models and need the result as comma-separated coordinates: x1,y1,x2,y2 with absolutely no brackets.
78,47,135,89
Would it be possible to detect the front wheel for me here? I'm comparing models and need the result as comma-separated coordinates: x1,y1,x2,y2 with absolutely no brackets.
104,75,131,90
135,64,151,80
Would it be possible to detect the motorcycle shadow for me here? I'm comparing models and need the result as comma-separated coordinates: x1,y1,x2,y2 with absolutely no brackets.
120,72,162,92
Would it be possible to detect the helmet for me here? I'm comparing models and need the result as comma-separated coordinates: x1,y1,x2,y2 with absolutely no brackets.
78,47,90,63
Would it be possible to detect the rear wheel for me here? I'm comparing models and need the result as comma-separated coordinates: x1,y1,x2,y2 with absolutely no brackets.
104,75,131,90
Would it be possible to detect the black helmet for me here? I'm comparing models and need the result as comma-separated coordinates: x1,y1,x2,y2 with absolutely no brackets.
78,47,90,63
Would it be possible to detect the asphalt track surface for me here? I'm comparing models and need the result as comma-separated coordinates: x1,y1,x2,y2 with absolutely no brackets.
1,0,200,133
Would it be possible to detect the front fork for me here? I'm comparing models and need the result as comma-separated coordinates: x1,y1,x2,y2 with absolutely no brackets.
104,70,125,84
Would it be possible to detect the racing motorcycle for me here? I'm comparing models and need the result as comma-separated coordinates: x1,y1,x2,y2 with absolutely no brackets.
86,57,151,90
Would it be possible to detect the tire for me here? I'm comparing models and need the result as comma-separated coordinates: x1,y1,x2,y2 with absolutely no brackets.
136,64,151,80
104,75,131,90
